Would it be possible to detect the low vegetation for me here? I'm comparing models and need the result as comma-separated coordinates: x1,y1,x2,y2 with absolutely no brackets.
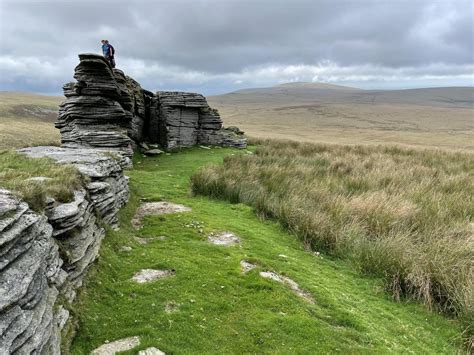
0,150,84,211
191,140,473,333
70,148,462,353
0,92,61,149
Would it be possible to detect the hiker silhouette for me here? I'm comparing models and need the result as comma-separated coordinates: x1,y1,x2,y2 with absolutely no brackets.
101,39,115,68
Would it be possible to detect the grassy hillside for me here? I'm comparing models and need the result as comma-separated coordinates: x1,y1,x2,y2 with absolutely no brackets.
0,92,62,149
70,147,463,353
191,141,473,343
209,84,474,150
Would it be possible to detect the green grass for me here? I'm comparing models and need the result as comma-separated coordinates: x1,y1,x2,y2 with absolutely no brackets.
0,150,84,211
191,140,473,334
70,147,462,354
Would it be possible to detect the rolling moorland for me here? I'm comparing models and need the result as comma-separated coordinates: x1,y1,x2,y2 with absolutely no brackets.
0,87,473,352
209,82,474,151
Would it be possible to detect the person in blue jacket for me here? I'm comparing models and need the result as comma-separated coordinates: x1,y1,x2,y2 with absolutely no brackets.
101,39,115,68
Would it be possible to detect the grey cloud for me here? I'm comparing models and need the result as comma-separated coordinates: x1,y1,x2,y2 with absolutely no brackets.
0,0,472,94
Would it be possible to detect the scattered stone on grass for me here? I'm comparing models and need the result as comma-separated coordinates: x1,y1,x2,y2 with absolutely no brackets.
25,176,53,182
132,202,191,229
120,246,132,252
199,145,211,150
259,271,315,304
132,269,176,283
208,231,240,246
134,236,167,244
240,260,257,273
138,347,165,355
144,149,164,156
91,336,140,354
165,301,180,313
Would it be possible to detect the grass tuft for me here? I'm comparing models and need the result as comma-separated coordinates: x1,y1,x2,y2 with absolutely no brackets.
0,150,85,211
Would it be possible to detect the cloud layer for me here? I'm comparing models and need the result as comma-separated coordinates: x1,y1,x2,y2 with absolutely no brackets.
0,0,472,94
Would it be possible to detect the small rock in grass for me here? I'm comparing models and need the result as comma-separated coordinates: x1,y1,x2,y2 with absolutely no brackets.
26,176,52,182
132,201,191,229
92,336,140,354
278,254,288,258
144,149,164,156
135,236,167,244
208,232,240,246
165,301,180,313
120,246,132,252
132,269,176,283
240,260,257,273
199,145,211,150
259,271,315,304
138,348,165,355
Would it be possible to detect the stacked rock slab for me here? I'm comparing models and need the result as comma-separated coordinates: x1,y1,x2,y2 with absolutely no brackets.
0,147,129,354
55,54,134,165
0,190,67,354
156,91,247,150
56,53,246,154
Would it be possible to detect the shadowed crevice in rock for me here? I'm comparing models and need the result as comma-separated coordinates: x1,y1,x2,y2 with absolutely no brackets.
131,269,176,283
91,336,140,355
259,271,315,304
132,202,192,230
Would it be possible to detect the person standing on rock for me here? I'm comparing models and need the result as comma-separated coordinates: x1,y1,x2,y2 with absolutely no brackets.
101,39,116,68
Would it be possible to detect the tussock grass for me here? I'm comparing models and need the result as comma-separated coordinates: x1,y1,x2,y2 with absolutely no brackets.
0,150,85,211
191,140,474,326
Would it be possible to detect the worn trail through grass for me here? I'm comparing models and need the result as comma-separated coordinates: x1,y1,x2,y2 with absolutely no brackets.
71,147,461,354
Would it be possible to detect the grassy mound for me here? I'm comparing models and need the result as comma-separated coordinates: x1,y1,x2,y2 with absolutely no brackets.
70,147,462,353
0,150,84,211
190,141,473,327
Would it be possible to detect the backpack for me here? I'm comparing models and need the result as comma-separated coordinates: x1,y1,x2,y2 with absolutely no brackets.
109,44,115,56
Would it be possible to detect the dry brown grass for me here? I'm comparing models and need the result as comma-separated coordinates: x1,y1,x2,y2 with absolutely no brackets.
191,140,474,332
209,85,474,151
0,92,62,149
0,150,85,211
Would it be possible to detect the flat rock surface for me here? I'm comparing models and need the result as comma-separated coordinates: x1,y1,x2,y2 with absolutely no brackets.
240,260,257,273
91,336,140,355
132,202,191,229
132,269,175,283
138,347,165,355
260,271,315,304
208,232,240,246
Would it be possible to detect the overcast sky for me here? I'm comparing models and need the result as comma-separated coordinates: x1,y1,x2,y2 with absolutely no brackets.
0,0,473,95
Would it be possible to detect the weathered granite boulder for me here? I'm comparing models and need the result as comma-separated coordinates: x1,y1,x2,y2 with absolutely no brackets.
0,190,66,354
56,53,247,155
155,91,246,150
0,146,130,353
55,54,134,163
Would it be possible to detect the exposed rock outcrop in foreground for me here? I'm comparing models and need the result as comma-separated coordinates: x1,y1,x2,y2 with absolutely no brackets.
0,148,128,354
0,53,245,354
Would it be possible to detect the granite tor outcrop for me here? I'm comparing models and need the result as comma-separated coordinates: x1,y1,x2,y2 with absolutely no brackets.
56,53,246,158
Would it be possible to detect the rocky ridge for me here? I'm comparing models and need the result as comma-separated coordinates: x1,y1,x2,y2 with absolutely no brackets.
0,147,129,354
56,53,246,157
0,53,246,354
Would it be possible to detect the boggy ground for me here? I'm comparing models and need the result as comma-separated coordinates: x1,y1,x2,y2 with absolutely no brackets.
70,147,461,354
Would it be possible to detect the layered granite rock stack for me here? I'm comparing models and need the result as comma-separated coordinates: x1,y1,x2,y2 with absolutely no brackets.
56,53,246,155
0,148,129,354
156,91,247,149
0,190,67,354
56,54,134,166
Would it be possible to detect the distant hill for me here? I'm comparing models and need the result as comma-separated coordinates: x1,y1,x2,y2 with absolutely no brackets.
209,83,474,150
0,91,62,149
